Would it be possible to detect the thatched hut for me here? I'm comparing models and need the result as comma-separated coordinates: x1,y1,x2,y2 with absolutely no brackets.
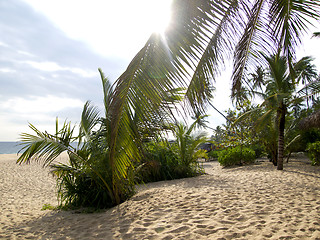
299,109,320,130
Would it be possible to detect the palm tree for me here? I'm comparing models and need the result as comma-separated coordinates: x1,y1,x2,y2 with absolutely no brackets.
244,54,317,169
17,66,182,207
17,103,122,207
265,55,299,169
170,116,208,168
116,0,320,116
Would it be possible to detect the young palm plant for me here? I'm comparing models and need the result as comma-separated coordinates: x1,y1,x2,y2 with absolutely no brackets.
17,101,123,208
17,70,138,208
170,116,208,175
17,64,184,208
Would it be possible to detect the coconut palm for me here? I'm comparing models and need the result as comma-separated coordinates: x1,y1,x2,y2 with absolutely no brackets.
117,0,320,116
242,54,317,169
17,102,123,208
17,66,182,207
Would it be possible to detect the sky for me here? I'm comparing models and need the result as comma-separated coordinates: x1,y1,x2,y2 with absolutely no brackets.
0,0,320,141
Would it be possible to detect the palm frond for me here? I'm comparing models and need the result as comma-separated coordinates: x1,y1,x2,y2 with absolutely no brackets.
99,68,114,117
269,0,320,64
294,56,318,84
232,0,273,99
106,34,188,199
79,101,100,141
298,78,320,98
184,0,239,113
254,108,275,130
17,121,76,167
234,107,262,125
313,32,320,38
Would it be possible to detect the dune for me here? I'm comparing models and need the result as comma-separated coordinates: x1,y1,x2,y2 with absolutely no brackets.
1,153,320,239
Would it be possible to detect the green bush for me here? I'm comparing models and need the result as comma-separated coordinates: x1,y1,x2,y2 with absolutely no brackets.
138,141,203,183
218,146,255,167
307,141,320,166
250,144,265,158
207,150,220,160
51,142,135,209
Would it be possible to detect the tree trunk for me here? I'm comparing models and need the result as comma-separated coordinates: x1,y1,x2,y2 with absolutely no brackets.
271,148,278,166
277,104,286,170
286,151,292,163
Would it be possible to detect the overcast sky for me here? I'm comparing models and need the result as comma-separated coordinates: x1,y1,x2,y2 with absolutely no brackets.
0,0,319,141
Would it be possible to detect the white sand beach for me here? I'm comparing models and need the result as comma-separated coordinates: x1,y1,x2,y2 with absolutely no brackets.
1,153,320,239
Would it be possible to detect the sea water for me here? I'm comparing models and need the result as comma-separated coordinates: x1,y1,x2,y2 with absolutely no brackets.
0,142,22,154
0,142,80,154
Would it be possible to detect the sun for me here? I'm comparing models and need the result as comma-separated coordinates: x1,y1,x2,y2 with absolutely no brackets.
142,0,172,36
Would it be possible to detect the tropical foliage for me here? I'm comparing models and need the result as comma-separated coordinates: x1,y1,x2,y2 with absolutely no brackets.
17,0,320,211
234,54,318,169
307,141,320,165
118,0,320,115
17,72,139,208
218,146,255,167
139,118,207,183
17,68,207,209
113,0,320,171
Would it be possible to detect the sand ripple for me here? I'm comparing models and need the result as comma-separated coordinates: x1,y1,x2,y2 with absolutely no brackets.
1,154,320,239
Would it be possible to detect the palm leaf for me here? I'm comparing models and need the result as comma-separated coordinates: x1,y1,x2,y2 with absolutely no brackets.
17,121,76,166
184,0,240,113
79,101,100,143
232,0,273,99
107,34,185,201
298,78,320,98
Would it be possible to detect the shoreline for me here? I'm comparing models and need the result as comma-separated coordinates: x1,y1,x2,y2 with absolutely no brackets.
1,154,320,239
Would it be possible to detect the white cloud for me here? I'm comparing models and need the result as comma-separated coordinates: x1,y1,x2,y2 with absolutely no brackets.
24,60,62,71
23,60,98,77
17,50,35,57
0,41,9,47
0,68,16,73
2,95,84,114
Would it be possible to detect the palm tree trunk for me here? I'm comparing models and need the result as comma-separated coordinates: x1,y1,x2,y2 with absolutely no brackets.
277,105,286,170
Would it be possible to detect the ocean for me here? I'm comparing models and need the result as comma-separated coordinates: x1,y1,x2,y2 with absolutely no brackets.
0,142,22,154
0,142,81,154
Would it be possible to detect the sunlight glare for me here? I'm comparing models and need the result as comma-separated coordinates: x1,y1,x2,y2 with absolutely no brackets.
142,0,172,36
21,0,173,57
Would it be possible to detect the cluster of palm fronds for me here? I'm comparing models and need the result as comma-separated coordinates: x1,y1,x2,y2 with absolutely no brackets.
17,69,208,209
17,71,139,208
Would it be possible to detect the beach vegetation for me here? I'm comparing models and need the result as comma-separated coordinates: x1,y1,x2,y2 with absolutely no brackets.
16,0,320,210
17,103,135,209
41,203,56,211
17,69,148,209
217,146,255,167
138,117,207,183
236,54,318,169
207,149,221,160
307,141,320,165
16,66,201,209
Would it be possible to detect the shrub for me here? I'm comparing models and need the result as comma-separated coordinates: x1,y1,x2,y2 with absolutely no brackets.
307,141,320,166
218,146,255,167
207,150,220,160
138,141,179,182
138,141,203,183
250,144,265,158
50,142,135,209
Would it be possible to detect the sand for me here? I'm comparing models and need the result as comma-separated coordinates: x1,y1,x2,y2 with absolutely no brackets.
1,154,320,239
